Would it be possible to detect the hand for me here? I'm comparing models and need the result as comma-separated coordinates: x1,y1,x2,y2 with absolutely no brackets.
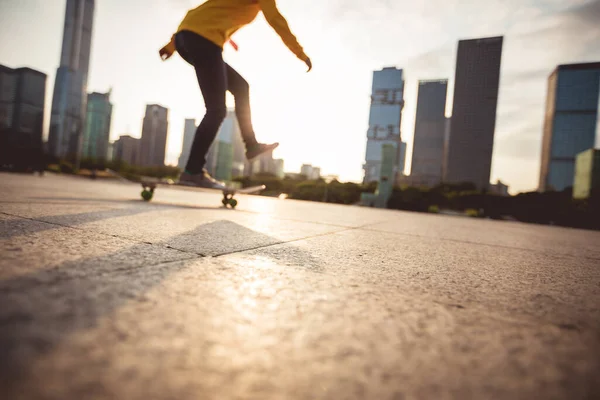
305,57,312,72
159,47,172,61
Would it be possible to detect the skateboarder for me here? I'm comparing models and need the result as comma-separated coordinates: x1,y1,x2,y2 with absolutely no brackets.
159,0,312,189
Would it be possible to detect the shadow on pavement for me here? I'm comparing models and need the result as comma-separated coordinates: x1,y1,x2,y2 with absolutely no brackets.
0,207,155,239
0,219,324,396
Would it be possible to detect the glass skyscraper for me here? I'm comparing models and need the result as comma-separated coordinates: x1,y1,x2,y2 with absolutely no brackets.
363,67,405,184
539,62,600,192
82,91,112,160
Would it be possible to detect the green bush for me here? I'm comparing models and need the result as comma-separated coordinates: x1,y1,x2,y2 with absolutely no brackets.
465,208,479,218
428,205,440,214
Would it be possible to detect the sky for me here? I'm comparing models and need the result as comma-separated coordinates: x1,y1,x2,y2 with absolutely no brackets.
1,0,599,193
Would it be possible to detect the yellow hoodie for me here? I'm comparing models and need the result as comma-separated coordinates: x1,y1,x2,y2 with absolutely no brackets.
160,0,308,62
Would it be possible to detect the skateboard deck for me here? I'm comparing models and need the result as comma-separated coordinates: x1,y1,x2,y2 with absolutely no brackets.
139,179,266,209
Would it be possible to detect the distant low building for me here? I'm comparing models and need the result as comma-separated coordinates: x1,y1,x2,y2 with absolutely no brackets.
113,135,140,166
311,167,321,180
246,151,276,176
299,164,321,180
300,164,312,178
489,180,510,196
573,148,600,199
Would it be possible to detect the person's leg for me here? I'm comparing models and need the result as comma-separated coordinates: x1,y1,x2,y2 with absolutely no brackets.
225,64,257,147
176,31,227,174
226,63,279,160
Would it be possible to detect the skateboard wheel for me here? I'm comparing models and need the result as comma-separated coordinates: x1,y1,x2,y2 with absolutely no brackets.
229,199,238,208
141,189,153,201
222,198,228,206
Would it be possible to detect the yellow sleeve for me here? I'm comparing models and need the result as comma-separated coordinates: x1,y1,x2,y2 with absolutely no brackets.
259,0,308,61
159,35,176,60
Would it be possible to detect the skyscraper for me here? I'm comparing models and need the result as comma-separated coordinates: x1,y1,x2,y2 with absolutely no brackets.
363,67,405,184
539,62,600,192
82,91,112,160
139,104,169,167
444,36,503,190
48,0,95,160
0,65,47,170
410,80,448,187
178,119,196,169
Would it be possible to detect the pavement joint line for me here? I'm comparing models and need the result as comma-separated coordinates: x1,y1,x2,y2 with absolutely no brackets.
212,223,379,258
0,211,206,256
359,226,600,262
5,207,598,262
1,210,387,260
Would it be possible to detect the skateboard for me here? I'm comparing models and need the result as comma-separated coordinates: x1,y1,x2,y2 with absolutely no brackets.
139,179,266,209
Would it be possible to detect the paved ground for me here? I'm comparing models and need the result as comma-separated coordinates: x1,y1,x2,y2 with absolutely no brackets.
1,172,599,400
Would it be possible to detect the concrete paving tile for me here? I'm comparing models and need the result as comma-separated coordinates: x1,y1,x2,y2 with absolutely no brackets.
74,208,346,256
0,215,198,281
1,204,152,235
232,229,600,332
366,212,600,259
2,257,598,400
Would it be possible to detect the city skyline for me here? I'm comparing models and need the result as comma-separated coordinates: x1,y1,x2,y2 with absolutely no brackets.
1,0,600,193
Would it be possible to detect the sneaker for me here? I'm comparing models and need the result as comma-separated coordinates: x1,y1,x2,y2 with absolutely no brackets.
246,142,279,161
179,170,227,190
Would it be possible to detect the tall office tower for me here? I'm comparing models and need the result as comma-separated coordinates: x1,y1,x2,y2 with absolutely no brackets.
363,67,405,184
0,65,47,169
444,36,503,190
410,80,448,187
539,62,600,192
48,0,95,159
139,104,169,167
178,119,196,169
82,91,112,160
